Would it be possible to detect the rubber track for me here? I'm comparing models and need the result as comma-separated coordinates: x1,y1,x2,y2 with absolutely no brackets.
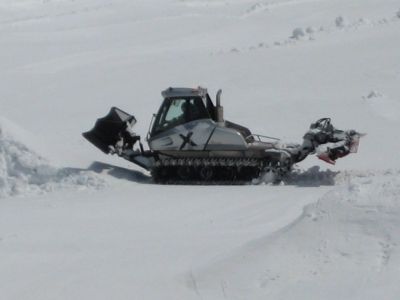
155,157,264,167
152,157,266,185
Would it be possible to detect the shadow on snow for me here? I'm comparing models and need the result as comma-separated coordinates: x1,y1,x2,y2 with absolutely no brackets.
85,162,339,187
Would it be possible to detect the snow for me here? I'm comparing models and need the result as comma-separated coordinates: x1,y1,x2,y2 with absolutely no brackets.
0,117,105,198
1,0,400,299
194,171,400,299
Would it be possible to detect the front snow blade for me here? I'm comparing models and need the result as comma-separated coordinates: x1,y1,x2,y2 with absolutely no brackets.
83,107,136,154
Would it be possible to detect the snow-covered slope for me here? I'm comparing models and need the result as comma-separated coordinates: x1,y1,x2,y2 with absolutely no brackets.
194,171,400,299
1,0,399,299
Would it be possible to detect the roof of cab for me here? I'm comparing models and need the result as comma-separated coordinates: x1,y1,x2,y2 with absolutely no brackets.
161,87,208,98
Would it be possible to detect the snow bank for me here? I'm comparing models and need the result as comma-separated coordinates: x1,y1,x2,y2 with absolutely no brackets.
0,118,105,198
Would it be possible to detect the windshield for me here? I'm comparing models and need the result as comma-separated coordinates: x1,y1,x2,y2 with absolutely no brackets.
151,97,210,136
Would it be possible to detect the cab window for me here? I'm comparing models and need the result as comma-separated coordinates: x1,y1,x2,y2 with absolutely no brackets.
152,97,210,135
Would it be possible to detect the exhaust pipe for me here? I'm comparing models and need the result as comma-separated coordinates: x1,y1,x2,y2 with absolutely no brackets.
216,89,224,123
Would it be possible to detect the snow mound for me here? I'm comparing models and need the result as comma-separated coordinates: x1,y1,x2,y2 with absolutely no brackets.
364,90,384,99
335,16,348,28
244,3,269,16
291,27,306,39
305,26,317,34
0,118,105,198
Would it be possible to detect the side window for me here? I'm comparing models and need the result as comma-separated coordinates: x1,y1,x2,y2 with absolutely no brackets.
165,99,185,121
187,98,209,121
152,99,186,135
